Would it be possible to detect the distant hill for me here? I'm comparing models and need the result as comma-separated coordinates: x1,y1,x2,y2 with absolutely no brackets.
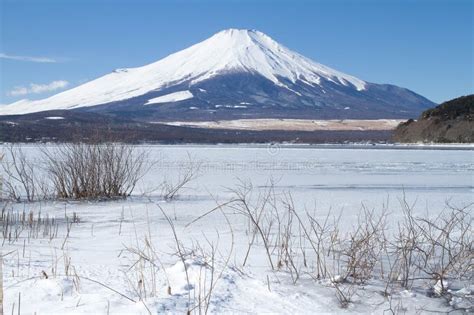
0,110,392,144
393,95,473,143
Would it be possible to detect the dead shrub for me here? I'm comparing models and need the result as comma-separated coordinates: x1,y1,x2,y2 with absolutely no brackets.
160,153,201,201
340,206,388,284
412,203,472,295
1,145,49,201
42,143,151,199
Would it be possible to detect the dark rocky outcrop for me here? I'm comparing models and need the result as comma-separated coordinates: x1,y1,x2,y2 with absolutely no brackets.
393,95,473,143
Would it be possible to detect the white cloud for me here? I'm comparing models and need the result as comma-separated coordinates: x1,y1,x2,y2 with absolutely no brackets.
9,80,69,96
0,53,57,63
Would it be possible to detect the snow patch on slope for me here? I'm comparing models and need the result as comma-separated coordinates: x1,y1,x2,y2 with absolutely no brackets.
146,90,193,105
44,116,65,120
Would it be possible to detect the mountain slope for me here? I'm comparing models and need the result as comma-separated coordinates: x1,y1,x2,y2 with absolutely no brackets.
0,29,435,119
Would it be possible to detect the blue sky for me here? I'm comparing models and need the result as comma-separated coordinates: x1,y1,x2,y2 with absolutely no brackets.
0,0,472,105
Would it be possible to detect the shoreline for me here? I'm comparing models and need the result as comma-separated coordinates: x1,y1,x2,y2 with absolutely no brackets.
2,142,473,151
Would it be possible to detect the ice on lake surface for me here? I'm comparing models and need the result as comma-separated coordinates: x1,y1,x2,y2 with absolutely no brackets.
1,144,473,314
146,144,473,208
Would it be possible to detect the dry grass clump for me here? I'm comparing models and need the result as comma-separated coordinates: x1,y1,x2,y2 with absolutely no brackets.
42,143,150,199
392,200,472,295
0,202,80,244
1,143,152,201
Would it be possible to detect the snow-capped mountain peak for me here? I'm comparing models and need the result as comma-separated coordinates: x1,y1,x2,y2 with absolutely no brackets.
0,28,368,115
152,28,366,90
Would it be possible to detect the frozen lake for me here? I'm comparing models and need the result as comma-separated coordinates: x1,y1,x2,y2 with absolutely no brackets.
1,144,473,314
146,144,473,211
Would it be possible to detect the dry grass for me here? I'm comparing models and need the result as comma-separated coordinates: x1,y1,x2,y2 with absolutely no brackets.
1,145,50,202
192,181,473,309
1,167,471,311
1,143,153,201
0,202,80,245
42,143,151,199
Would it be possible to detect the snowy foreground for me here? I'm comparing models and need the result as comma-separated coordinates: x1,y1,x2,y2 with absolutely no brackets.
1,144,473,314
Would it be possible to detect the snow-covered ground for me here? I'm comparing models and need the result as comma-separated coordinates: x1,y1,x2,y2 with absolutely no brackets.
1,144,473,314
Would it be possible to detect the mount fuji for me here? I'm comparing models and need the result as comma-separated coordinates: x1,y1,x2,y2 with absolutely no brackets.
0,29,434,120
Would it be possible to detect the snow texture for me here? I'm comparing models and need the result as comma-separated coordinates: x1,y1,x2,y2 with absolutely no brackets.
145,90,194,105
